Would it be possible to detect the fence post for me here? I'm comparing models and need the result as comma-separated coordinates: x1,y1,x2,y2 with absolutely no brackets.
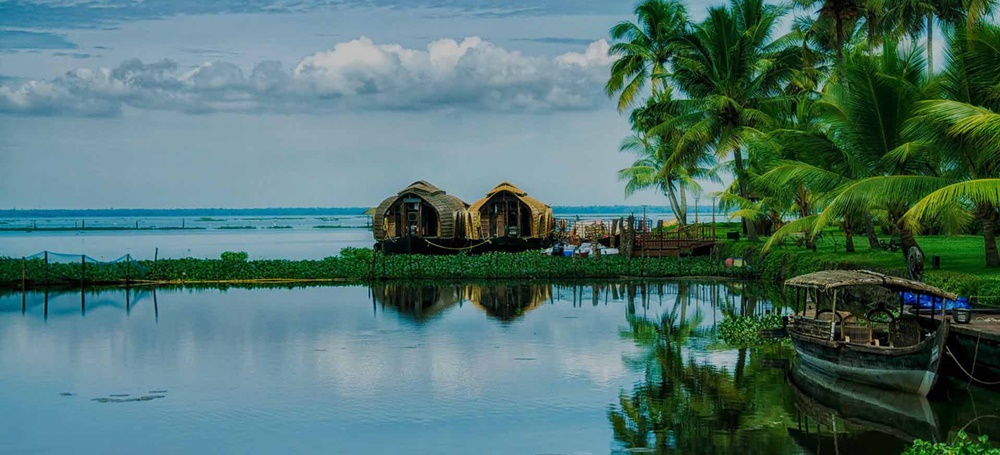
21,256,26,290
44,251,49,286
81,254,86,289
153,248,159,281
125,254,131,285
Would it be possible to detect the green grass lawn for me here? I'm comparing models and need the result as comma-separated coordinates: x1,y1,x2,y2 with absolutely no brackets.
723,228,1000,302
765,233,999,278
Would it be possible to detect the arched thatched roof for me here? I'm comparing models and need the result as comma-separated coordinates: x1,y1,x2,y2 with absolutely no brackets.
467,181,553,239
372,181,468,240
785,270,957,300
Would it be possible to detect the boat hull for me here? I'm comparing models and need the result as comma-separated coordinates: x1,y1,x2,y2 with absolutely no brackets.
789,320,948,396
918,317,1000,387
375,236,465,255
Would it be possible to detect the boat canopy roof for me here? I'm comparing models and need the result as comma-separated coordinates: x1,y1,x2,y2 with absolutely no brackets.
785,270,957,300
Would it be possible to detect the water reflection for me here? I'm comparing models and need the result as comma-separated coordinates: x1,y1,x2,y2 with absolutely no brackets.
785,363,934,454
0,282,997,454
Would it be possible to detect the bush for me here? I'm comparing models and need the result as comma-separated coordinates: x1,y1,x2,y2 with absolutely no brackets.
220,251,249,262
904,432,1000,455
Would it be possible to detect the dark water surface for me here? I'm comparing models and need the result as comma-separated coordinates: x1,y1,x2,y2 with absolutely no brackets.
1,282,997,454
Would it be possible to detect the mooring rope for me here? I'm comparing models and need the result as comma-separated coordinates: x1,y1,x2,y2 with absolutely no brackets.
423,239,493,251
945,340,1000,386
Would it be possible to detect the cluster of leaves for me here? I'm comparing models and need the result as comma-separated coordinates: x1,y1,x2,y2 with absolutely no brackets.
904,432,1000,455
718,313,785,347
0,249,754,288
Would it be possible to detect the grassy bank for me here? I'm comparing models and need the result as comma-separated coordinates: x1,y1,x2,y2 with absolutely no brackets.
723,234,1000,304
0,248,751,289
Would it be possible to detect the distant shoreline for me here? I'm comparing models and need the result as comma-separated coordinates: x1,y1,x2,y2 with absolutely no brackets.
0,205,718,218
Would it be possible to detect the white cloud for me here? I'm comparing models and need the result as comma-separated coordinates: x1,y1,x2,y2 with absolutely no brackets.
0,37,613,116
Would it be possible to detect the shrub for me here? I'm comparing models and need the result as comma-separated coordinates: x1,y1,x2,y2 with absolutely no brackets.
904,432,999,455
220,251,249,262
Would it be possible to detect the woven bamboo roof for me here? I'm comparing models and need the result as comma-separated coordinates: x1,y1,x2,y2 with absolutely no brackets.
785,270,957,300
470,181,551,215
398,180,445,197
372,180,468,240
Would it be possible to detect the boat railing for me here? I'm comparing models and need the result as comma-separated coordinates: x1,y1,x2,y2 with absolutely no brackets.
790,315,836,341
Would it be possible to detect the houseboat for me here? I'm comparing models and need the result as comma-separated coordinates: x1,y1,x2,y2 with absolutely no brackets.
466,182,554,253
785,270,952,396
372,180,469,255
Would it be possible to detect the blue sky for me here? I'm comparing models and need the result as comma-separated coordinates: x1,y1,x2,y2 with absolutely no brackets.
0,0,727,208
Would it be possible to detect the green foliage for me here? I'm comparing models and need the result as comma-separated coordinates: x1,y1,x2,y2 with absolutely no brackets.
0,250,753,288
220,251,249,262
904,432,1000,455
718,313,785,347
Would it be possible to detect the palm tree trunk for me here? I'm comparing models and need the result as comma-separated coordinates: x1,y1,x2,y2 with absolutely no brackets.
927,14,934,77
865,214,879,250
665,185,686,227
978,203,1000,267
732,147,760,241
844,216,855,253
679,184,688,225
898,225,921,261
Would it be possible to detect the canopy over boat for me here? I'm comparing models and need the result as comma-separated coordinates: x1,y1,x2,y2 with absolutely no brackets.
785,270,956,301
467,181,553,239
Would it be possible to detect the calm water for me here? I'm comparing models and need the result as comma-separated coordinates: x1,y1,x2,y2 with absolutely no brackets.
1,281,997,454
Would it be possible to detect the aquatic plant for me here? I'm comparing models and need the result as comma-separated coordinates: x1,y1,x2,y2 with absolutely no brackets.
718,313,785,347
904,432,1000,455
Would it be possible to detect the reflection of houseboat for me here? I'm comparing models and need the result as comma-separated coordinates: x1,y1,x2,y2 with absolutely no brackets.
785,270,951,396
465,284,551,321
466,182,553,253
372,181,469,255
371,283,464,320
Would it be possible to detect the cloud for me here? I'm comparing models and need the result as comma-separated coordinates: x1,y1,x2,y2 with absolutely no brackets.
53,52,98,58
514,37,601,45
1,0,625,29
0,37,614,116
0,30,78,51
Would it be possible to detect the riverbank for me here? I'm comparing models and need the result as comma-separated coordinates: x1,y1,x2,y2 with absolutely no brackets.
723,235,1000,304
0,248,752,289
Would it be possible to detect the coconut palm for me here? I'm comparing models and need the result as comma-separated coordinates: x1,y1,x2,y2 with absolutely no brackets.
792,0,867,67
669,0,802,241
619,93,717,226
806,41,947,258
605,0,688,113
900,23,1000,266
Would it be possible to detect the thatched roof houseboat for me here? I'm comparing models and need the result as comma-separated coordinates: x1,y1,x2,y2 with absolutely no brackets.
466,182,553,252
373,180,468,254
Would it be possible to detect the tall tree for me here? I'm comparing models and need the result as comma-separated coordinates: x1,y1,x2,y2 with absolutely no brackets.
605,0,688,113
671,0,802,241
903,23,1000,266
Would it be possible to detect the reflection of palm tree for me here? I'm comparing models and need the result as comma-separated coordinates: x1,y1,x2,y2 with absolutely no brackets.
609,283,795,453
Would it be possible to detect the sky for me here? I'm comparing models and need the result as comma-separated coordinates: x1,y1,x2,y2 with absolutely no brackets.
0,0,734,209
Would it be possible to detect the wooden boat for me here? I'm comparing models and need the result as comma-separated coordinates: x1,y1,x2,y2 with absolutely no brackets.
465,182,553,253
372,181,469,255
785,270,953,396
917,310,1000,387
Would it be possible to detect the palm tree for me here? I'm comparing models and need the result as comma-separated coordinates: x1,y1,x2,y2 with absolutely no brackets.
619,93,716,226
807,41,945,258
901,22,1000,266
670,0,802,242
605,0,688,113
792,0,867,67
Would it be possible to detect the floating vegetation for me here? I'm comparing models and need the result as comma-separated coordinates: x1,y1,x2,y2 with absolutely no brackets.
148,390,168,394
216,226,256,230
92,395,165,404
59,392,74,396
718,313,785,347
267,225,293,229
312,225,346,229
316,217,340,221
198,217,226,222
244,217,305,221
0,247,751,289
